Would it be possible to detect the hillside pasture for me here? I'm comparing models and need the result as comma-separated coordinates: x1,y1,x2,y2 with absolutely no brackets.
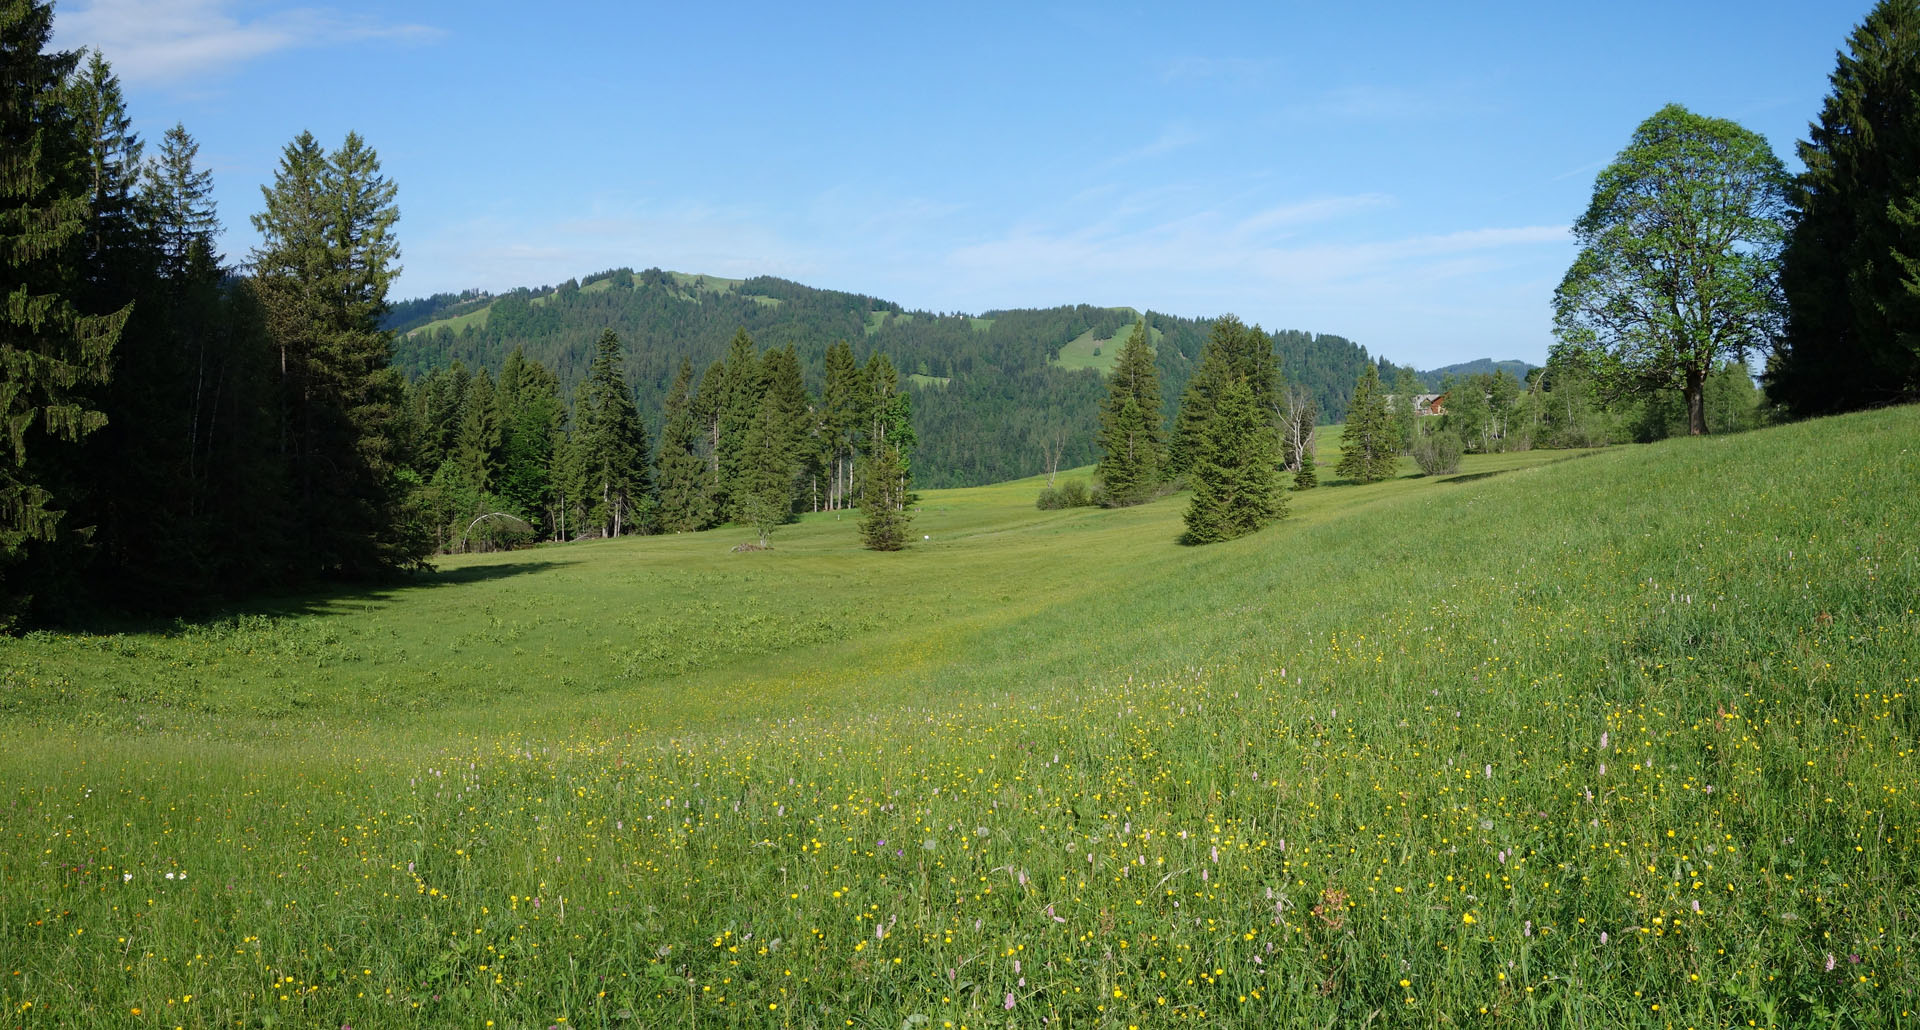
2,408,1916,1028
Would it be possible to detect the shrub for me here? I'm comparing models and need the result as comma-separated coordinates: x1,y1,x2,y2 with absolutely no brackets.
1413,430,1464,475
1036,480,1096,510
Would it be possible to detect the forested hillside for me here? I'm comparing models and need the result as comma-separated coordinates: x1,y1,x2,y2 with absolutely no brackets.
389,269,1413,488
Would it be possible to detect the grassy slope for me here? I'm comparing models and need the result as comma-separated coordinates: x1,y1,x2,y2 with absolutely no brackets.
1049,315,1155,376
2,409,1916,1027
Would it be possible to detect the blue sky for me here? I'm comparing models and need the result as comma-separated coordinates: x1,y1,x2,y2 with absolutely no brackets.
55,0,1866,369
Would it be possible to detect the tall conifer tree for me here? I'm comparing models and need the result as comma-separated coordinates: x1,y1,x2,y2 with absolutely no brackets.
250,130,420,574
1772,0,1920,413
1337,364,1397,484
0,0,124,620
656,356,716,532
568,329,651,537
1095,320,1164,506
1182,375,1283,544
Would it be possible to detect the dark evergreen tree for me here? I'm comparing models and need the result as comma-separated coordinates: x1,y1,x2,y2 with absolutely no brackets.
496,348,561,535
656,356,717,532
568,329,651,537
1182,375,1283,544
858,438,912,550
1094,320,1164,506
714,328,761,519
1337,364,1397,483
759,344,812,512
1772,0,1920,413
1169,315,1281,476
250,130,423,574
736,392,797,547
0,0,124,621
820,340,864,509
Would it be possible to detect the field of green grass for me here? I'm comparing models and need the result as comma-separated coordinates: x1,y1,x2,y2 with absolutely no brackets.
3,408,1916,1028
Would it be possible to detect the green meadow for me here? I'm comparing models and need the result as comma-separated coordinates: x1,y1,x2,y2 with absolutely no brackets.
2,408,1916,1028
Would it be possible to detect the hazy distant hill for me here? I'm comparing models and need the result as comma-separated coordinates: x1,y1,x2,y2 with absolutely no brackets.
1418,358,1538,391
386,268,1421,488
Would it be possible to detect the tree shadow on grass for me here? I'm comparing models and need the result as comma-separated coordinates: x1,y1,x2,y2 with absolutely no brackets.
57,558,558,638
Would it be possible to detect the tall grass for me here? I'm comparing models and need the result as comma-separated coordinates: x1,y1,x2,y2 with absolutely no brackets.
2,407,1915,1028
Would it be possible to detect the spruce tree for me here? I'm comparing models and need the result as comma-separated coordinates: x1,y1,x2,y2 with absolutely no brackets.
495,349,561,534
1772,0,1920,413
0,0,124,619
568,329,651,537
858,439,912,550
250,130,420,574
736,392,796,547
1094,320,1164,506
820,340,861,510
1170,315,1281,476
1336,364,1397,484
655,357,716,532
714,328,761,519
1182,375,1283,544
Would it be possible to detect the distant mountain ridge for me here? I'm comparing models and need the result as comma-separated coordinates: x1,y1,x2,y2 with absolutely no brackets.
385,268,1526,488
1418,358,1538,391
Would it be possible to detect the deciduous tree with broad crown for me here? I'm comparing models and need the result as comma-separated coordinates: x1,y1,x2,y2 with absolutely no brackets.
1553,104,1788,436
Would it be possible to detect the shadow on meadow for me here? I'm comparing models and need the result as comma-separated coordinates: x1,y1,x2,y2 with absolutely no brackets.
54,558,557,639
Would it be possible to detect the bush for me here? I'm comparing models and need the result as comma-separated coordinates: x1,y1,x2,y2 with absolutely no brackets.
1036,480,1096,510
1413,430,1464,475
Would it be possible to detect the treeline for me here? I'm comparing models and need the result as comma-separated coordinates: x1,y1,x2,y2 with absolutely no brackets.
387,273,1410,489
405,330,914,552
1,8,431,626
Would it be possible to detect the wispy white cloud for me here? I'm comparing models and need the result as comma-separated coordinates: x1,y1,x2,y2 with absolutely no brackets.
53,0,442,84
1158,56,1271,87
1107,124,1207,166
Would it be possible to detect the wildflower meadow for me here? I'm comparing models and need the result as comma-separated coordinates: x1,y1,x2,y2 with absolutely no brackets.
3,407,1916,1028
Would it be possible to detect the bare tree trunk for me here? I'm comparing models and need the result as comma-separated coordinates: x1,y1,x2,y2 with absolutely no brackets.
1686,367,1707,435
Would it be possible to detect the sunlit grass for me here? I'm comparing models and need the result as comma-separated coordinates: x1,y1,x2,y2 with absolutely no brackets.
3,407,1916,1027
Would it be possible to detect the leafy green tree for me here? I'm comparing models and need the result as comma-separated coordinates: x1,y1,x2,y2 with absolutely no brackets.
1771,0,1920,414
251,130,421,574
656,357,717,532
568,329,651,537
1182,375,1283,544
759,344,812,512
0,0,124,618
1094,320,1164,506
1337,364,1397,483
1553,104,1788,436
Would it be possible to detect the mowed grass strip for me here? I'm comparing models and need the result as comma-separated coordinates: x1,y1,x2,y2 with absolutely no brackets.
1,407,1915,1028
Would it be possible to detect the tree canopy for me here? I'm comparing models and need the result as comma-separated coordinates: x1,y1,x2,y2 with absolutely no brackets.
1553,104,1788,436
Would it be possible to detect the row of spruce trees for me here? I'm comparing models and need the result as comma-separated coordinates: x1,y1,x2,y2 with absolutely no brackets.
2,4,428,625
0,8,915,628
407,329,915,553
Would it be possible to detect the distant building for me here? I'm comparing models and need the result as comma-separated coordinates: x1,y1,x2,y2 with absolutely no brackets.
1387,393,1448,416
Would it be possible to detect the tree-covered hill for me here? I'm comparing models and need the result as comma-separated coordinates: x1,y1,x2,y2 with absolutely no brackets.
389,268,1419,488
1417,357,1539,390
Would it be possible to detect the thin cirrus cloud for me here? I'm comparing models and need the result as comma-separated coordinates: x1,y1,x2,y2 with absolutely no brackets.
52,0,441,84
1157,56,1272,87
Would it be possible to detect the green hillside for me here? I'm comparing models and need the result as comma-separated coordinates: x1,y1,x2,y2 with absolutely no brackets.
3,407,1915,1027
386,269,1415,488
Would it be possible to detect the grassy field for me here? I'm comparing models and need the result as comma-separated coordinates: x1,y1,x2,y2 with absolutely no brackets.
1048,320,1159,376
3,409,1916,1028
